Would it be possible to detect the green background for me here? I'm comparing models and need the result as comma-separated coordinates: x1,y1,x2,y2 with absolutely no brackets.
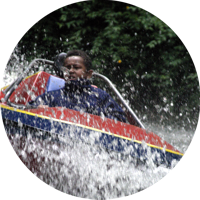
0,0,200,199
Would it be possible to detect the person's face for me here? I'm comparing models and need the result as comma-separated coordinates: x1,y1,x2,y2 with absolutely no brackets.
62,56,93,81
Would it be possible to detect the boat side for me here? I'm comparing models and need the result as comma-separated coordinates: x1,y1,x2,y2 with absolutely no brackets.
0,71,183,167
1,103,183,167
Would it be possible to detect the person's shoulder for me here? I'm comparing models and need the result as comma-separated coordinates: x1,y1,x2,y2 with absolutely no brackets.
90,85,108,94
90,86,111,100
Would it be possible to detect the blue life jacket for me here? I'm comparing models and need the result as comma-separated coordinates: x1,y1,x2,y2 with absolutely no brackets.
29,79,127,122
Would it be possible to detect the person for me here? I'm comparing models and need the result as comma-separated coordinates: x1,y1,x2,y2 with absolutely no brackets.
29,50,127,123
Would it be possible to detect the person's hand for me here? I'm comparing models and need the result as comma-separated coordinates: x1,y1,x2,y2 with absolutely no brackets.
38,105,49,109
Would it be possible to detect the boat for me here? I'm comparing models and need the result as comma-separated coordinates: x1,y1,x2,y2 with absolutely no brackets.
0,58,183,173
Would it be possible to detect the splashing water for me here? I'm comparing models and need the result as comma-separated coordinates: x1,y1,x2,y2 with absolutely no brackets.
1,53,195,199
5,124,173,200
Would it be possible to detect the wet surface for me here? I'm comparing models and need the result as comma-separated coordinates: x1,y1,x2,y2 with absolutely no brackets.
4,119,187,199
1,71,195,199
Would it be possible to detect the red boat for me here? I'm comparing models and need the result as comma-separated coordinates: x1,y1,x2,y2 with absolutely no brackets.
0,58,183,173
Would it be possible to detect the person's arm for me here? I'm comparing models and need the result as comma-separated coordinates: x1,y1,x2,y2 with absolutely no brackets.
101,93,127,123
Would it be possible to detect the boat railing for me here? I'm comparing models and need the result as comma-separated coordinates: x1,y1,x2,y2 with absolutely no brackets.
92,72,145,129
3,58,145,129
3,59,54,103
3,59,53,109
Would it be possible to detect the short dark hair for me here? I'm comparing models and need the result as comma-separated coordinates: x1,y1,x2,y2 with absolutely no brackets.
66,50,92,70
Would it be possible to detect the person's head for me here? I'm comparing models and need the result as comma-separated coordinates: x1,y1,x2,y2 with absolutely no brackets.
62,50,93,81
